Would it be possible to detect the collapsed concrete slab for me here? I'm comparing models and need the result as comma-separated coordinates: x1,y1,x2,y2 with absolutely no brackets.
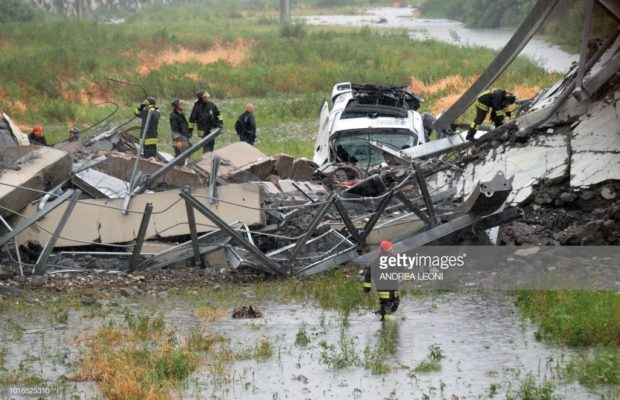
570,92,620,187
93,153,203,188
455,133,570,204
72,168,130,199
291,158,317,181
0,146,71,218
16,184,264,247
195,142,275,181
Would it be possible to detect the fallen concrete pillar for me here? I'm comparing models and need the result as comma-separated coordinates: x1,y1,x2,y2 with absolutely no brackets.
0,146,72,218
15,184,264,248
93,153,203,188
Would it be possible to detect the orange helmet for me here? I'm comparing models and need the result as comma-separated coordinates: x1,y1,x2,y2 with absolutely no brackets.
379,240,394,253
33,125,43,136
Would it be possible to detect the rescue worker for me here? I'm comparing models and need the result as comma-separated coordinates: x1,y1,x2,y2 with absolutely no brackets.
169,98,192,160
364,240,400,321
134,96,160,158
28,124,48,146
234,103,257,145
189,89,222,153
466,88,516,141
68,127,80,142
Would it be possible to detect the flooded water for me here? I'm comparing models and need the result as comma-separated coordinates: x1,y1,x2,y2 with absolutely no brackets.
301,7,578,73
1,292,615,399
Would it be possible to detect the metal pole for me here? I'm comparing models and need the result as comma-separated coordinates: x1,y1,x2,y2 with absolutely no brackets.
292,182,316,203
0,190,74,247
128,202,153,272
34,189,82,275
286,192,336,271
122,109,151,214
359,190,395,241
333,196,363,244
413,163,438,226
575,0,595,99
0,215,23,277
179,189,285,276
184,196,205,268
208,155,220,204
394,190,432,226
142,128,223,190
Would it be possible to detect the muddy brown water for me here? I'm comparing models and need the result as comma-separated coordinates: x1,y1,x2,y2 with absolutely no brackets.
1,293,616,399
301,7,577,73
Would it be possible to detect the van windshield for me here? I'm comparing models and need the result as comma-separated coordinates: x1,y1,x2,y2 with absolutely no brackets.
330,129,418,167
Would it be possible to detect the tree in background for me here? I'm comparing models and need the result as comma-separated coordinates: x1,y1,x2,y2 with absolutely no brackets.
419,0,616,51
0,0,36,23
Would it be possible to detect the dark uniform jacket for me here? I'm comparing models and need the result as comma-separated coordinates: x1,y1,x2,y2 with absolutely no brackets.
477,89,513,117
235,111,256,139
134,104,160,145
28,132,48,146
189,100,222,133
170,110,191,139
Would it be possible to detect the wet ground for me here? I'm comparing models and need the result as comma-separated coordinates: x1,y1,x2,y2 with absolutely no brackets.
301,7,577,73
1,292,616,399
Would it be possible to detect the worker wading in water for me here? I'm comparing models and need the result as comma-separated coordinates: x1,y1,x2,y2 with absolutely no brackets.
364,240,400,321
466,88,516,141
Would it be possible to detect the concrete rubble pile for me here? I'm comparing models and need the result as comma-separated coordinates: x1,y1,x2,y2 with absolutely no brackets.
0,109,519,283
1,3,618,286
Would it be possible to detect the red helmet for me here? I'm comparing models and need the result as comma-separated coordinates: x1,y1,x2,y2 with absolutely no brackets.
379,240,394,253
33,125,43,136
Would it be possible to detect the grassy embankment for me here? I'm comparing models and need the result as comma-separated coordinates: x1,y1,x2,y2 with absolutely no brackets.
0,0,557,158
517,291,620,386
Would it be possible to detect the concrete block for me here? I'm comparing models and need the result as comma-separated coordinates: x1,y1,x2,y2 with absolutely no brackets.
195,142,274,181
16,184,265,248
93,153,203,188
290,158,317,181
0,146,71,217
274,153,294,179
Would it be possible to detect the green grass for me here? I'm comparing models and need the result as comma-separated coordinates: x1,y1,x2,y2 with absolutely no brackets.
506,373,560,400
516,291,620,347
567,347,620,386
0,0,559,160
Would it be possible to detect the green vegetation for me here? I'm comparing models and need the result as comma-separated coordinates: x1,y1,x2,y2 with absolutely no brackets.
0,0,557,158
517,290,620,389
506,373,559,400
295,326,311,347
77,314,218,400
516,291,620,347
567,347,620,386
234,337,274,361
418,0,617,52
0,0,36,23
413,344,445,373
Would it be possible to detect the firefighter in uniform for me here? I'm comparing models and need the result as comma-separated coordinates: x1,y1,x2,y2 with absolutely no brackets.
364,240,400,321
28,125,48,146
169,98,191,160
134,96,160,158
466,88,516,141
189,89,223,153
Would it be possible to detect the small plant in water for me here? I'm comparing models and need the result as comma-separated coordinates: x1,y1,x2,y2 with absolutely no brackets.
295,327,310,347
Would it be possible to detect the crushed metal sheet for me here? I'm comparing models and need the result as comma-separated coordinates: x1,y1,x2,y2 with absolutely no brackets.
73,168,130,199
